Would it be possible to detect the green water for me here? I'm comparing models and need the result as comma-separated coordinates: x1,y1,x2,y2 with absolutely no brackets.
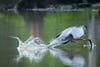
0,11,30,67
0,10,91,67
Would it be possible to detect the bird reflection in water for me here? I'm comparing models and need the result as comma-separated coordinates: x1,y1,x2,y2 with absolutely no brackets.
12,36,85,67
49,48,85,67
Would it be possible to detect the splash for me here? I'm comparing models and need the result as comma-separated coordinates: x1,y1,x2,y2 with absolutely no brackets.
12,36,48,62
11,36,85,67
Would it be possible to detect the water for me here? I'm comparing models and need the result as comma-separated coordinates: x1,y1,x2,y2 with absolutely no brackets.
12,36,85,67
0,10,91,67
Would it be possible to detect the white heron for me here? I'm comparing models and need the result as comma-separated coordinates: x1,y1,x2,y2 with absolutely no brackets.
48,25,94,51
48,25,96,51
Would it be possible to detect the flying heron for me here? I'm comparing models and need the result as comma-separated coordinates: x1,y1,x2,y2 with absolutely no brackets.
48,25,95,51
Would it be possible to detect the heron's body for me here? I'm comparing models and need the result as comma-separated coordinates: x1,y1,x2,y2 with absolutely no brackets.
48,25,87,47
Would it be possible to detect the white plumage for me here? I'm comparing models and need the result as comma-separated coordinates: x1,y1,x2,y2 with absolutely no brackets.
48,25,87,47
62,25,86,39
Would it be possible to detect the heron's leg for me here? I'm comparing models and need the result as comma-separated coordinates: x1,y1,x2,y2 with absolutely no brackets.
70,38,89,43
71,39,78,43
75,38,96,51
71,38,86,41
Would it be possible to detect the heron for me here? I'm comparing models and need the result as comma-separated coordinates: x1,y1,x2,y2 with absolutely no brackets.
48,25,95,51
